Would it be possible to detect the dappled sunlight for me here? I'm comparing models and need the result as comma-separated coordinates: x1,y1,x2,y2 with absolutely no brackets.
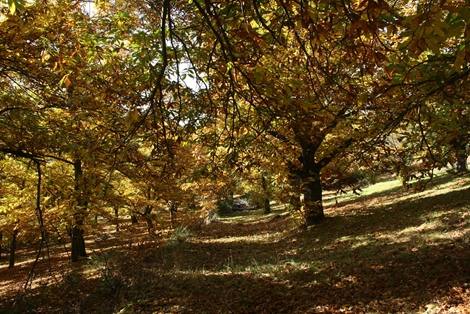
218,208,289,224
328,174,470,213
332,234,377,249
327,200,469,252
194,231,286,244
2,175,469,313
395,220,442,237
2,0,469,312
168,258,322,281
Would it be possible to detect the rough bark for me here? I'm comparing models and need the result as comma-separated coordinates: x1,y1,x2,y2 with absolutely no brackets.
0,231,2,260
300,143,325,225
9,228,19,268
302,167,324,225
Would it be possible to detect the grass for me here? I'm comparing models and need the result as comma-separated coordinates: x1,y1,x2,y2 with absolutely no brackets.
1,173,469,313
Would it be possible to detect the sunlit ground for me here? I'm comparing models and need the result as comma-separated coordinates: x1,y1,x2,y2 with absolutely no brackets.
1,173,469,313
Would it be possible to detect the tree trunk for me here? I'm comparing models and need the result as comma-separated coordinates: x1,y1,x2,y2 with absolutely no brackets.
114,207,119,232
0,231,2,260
298,141,324,225
451,137,468,174
456,147,468,173
143,205,155,235
302,167,324,225
228,189,234,205
71,158,87,262
261,174,271,214
71,224,86,262
9,228,19,268
169,202,177,229
131,213,138,224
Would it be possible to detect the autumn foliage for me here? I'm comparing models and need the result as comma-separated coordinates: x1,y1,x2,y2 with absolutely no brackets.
0,0,468,312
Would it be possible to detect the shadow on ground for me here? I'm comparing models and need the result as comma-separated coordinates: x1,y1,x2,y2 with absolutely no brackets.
1,181,469,313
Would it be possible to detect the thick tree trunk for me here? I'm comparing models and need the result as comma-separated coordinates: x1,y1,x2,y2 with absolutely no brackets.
71,159,87,262
9,228,19,268
298,141,324,225
71,224,86,262
0,231,2,260
302,167,324,225
261,174,271,214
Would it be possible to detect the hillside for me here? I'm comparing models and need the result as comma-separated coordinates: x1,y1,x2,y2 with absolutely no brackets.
1,174,469,313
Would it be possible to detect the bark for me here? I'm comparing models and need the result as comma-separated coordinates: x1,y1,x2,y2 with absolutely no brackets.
263,197,271,214
302,167,324,225
0,231,2,260
300,143,324,225
455,148,468,173
114,207,119,232
291,126,351,225
452,137,468,174
71,225,86,262
261,174,271,214
169,202,178,229
131,213,138,224
9,228,19,268
228,189,234,204
71,159,87,262
143,205,155,235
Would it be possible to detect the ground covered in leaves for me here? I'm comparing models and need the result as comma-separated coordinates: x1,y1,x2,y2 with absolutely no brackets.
1,175,469,313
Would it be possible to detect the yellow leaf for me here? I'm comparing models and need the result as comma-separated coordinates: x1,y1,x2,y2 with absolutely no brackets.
9,0,16,14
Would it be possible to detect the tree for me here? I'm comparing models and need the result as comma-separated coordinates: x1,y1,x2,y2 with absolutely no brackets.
181,0,399,224
381,0,469,179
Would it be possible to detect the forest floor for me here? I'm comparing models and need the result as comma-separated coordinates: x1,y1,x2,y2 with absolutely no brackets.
1,174,470,313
